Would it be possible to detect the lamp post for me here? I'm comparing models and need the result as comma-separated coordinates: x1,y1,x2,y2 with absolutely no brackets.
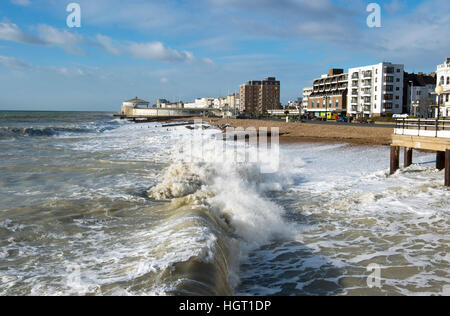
436,85,444,119
409,80,414,116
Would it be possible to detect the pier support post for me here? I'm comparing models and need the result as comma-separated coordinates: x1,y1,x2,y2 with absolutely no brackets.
445,150,450,187
404,148,413,168
390,146,400,175
436,151,445,170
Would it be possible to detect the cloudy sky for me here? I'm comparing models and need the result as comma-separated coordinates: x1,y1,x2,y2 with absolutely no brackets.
0,0,449,111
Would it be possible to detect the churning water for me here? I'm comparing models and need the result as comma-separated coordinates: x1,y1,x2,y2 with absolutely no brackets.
0,112,448,296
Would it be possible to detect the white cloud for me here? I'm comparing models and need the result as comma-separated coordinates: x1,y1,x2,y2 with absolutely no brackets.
0,54,88,77
0,21,43,45
37,25,85,55
11,0,31,6
128,42,197,63
0,21,85,54
360,0,450,66
0,55,34,70
96,34,121,55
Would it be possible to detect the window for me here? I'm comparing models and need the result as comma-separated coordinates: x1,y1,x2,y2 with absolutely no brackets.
336,100,339,107
440,76,445,85
396,87,400,91
447,77,450,85
395,104,399,109
386,76,394,83
396,78,400,82
447,95,449,102
397,69,401,73
396,96,399,100
386,85,394,92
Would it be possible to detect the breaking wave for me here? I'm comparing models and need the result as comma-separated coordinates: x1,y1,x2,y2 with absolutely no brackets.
144,130,296,295
0,123,120,139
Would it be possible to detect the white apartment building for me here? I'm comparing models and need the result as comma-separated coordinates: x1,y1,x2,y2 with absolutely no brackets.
348,62,404,117
302,86,313,111
226,93,241,112
436,58,450,117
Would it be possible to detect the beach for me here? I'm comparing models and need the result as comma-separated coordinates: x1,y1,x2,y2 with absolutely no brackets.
201,119,394,146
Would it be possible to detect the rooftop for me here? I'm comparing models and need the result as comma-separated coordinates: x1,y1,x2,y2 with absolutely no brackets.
125,97,150,104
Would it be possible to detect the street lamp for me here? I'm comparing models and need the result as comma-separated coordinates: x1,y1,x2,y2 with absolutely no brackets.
409,80,414,116
436,85,444,119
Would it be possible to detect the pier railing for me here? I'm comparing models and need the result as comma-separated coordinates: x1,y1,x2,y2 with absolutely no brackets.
394,119,450,138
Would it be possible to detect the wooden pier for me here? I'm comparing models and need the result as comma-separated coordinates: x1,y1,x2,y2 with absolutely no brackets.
390,119,450,186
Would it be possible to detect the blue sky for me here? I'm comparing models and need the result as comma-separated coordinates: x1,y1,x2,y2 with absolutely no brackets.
0,0,449,111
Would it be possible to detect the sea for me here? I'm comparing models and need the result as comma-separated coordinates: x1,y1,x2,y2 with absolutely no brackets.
0,111,448,296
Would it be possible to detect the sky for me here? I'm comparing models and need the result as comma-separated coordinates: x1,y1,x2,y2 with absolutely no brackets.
0,0,449,111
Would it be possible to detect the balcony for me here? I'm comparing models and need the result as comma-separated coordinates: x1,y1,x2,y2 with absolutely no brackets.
362,80,372,87
363,71,372,78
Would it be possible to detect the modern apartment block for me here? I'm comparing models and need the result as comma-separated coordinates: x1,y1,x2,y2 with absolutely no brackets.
240,77,281,115
307,69,348,117
348,62,404,117
436,58,450,117
302,86,313,112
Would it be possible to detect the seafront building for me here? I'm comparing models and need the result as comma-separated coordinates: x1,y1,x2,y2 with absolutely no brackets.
347,62,404,118
302,87,313,112
226,93,241,112
403,72,436,117
240,77,281,115
120,97,150,116
436,58,450,117
184,98,214,109
307,69,348,118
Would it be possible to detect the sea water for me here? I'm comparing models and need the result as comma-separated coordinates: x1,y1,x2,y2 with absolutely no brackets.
0,111,448,296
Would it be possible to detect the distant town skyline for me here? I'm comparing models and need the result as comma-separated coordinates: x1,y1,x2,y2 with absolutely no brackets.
0,0,449,111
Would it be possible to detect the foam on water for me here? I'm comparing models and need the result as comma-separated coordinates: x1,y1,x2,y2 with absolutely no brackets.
0,113,449,296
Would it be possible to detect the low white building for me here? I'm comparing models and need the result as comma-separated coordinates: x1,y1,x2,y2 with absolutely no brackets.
213,97,227,109
348,62,404,117
436,58,450,117
121,97,150,116
184,98,214,109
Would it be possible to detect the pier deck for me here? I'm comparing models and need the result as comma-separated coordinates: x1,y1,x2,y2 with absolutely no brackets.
390,119,450,186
